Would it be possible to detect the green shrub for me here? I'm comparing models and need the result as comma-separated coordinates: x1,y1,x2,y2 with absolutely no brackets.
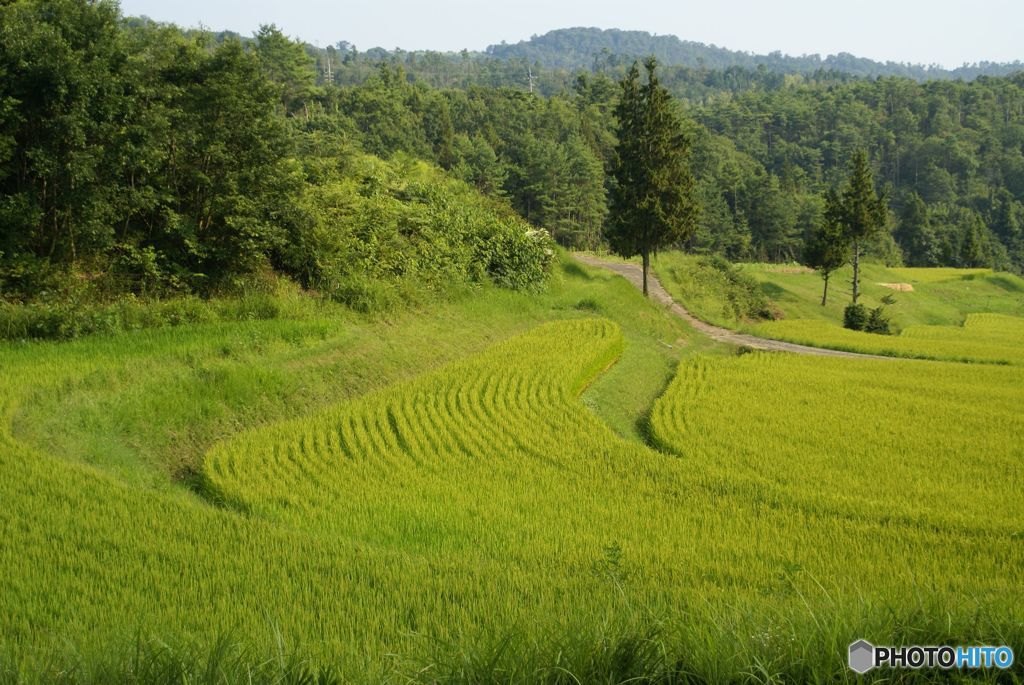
843,303,868,331
843,303,891,335
287,154,554,304
477,225,553,291
865,306,892,335
700,255,773,321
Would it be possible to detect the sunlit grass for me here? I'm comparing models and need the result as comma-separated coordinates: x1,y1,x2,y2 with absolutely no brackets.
2,254,1022,682
753,312,1024,364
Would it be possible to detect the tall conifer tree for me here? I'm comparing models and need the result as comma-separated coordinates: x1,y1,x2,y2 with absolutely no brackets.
836,150,888,303
608,58,697,296
803,189,849,306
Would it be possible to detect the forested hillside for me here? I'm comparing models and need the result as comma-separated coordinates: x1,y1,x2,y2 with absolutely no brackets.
291,26,1024,99
486,28,1024,80
690,74,1024,267
242,26,1024,273
304,58,1024,270
0,3,551,307
3,1,1024,313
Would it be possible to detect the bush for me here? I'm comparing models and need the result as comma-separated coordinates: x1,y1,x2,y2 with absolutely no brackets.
285,153,554,306
865,306,892,335
843,303,869,331
844,303,891,334
477,224,553,292
700,255,773,321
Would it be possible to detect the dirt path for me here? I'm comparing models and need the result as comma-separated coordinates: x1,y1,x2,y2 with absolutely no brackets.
575,255,892,360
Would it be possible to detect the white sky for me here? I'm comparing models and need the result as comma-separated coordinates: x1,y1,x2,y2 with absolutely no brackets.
117,0,1022,68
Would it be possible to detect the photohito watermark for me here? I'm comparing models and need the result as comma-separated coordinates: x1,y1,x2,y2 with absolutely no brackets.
848,640,1015,674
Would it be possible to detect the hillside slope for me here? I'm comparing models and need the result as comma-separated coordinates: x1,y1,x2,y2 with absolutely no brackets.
485,27,1024,80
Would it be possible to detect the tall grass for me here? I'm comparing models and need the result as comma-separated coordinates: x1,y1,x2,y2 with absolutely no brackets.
0,282,325,342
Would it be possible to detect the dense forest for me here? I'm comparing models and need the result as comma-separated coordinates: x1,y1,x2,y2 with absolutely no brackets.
3,2,1024,309
486,28,1024,81
294,34,1024,270
0,2,552,304
304,37,1024,271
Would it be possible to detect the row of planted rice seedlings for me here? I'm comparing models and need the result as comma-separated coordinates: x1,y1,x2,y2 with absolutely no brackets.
450,371,503,460
966,312,1024,330
886,267,995,282
647,358,711,451
205,319,618,505
651,352,1024,532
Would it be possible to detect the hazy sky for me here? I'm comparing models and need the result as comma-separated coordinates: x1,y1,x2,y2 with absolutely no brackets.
118,0,1021,68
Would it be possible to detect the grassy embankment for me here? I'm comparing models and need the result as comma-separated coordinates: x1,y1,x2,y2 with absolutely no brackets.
648,252,1024,363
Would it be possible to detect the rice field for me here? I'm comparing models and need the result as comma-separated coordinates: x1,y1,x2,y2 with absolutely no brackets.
753,312,1024,364
650,352,1024,533
886,267,997,283
3,301,1023,681
1,256,1022,681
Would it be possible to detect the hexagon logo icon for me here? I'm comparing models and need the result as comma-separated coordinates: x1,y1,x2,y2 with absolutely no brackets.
848,639,875,674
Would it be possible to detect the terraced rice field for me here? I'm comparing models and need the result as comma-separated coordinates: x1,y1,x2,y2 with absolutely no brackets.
651,352,1024,532
753,312,1024,364
3,309,1023,681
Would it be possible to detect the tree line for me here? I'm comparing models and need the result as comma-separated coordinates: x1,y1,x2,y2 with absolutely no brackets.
292,36,1024,274
0,1,551,304
484,28,1024,82
3,1,1024,308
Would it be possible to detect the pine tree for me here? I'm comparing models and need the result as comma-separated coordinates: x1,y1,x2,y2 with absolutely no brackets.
835,150,887,303
563,135,608,249
803,189,849,306
959,213,987,268
254,25,316,118
608,58,697,296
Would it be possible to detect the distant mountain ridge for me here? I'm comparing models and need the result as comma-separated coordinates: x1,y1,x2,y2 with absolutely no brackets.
485,27,1024,81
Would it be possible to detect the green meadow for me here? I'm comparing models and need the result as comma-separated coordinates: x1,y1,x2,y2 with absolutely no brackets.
650,252,1024,330
647,252,1024,364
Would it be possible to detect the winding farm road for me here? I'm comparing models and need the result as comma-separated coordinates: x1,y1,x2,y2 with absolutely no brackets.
575,254,891,360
